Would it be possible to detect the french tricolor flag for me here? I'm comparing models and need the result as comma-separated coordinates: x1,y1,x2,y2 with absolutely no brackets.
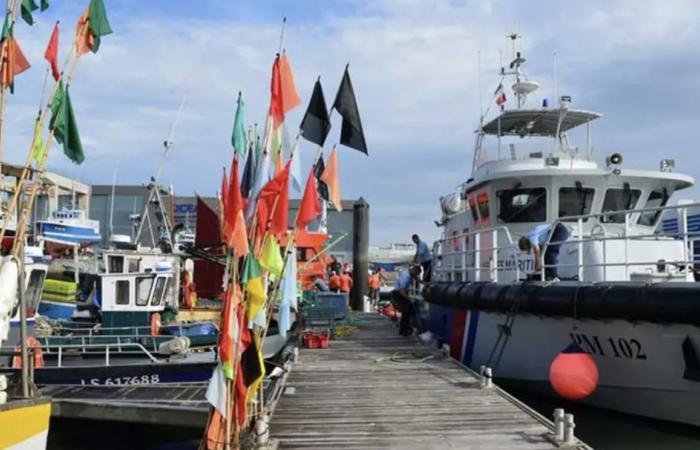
495,83,507,106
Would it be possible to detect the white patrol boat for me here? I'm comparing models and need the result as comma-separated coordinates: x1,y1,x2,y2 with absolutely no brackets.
424,35,700,426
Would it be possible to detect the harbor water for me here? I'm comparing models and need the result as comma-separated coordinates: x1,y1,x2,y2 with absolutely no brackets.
509,387,700,450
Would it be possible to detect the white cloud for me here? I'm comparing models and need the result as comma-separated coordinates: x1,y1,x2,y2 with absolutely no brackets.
1,0,699,246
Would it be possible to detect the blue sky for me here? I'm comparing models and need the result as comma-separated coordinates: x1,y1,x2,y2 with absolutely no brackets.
3,0,700,245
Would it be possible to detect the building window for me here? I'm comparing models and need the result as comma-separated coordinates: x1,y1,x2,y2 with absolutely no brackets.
559,187,594,221
602,188,641,223
151,277,166,306
136,277,154,306
638,190,667,226
115,280,130,305
498,188,547,223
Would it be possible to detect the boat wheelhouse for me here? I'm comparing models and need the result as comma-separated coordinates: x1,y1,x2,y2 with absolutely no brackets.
424,35,700,427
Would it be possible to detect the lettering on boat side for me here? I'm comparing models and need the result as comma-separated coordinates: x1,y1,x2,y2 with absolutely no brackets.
80,374,161,385
570,333,647,360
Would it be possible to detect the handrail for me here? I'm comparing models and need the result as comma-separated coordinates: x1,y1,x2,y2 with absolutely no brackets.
434,225,523,283
540,201,700,281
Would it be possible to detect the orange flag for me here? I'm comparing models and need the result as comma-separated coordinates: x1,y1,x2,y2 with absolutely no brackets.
75,8,95,56
268,52,301,129
321,147,342,212
296,167,320,230
279,52,301,114
224,159,249,256
0,37,30,89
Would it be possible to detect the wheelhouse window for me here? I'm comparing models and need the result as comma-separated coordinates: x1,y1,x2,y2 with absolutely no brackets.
497,188,547,223
128,258,140,273
136,277,154,306
108,255,124,273
151,277,166,306
601,188,641,223
558,187,594,221
638,190,668,226
477,194,490,219
115,280,130,305
468,198,479,222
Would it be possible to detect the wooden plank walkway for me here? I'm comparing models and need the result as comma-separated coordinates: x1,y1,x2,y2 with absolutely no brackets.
270,314,588,449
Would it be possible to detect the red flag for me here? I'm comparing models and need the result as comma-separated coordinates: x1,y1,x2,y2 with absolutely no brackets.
224,159,249,256
256,161,290,238
296,167,320,229
269,56,284,129
44,23,60,81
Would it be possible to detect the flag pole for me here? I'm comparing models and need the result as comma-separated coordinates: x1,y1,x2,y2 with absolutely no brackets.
277,17,286,55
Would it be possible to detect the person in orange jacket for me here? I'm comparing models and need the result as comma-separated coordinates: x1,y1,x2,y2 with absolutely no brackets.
339,271,353,294
329,271,341,293
368,271,381,309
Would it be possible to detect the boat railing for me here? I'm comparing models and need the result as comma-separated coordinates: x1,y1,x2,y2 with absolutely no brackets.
49,321,210,337
433,226,524,283
540,201,700,281
38,333,165,355
0,342,159,368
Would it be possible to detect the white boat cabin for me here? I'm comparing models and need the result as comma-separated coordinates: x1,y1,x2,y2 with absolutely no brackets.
435,49,696,284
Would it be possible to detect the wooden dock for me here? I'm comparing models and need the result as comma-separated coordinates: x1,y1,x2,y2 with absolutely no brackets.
270,313,589,449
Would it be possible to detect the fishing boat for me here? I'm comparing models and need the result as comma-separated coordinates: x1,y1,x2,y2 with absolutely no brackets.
36,208,101,254
0,206,16,253
424,35,700,426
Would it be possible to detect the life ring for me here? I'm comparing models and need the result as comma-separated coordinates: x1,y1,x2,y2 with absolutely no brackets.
12,336,44,369
150,312,162,336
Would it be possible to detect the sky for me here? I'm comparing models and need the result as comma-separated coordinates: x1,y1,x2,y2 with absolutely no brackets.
3,0,700,246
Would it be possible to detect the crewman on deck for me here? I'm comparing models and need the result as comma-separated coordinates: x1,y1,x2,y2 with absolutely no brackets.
368,271,381,308
329,271,341,293
312,274,330,292
518,223,570,280
391,265,422,336
339,271,353,294
412,234,433,282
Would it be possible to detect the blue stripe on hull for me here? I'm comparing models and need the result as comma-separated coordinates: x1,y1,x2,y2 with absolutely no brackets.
38,301,76,320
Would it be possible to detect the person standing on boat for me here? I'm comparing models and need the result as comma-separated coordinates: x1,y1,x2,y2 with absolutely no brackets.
518,223,570,280
391,265,422,336
412,234,433,282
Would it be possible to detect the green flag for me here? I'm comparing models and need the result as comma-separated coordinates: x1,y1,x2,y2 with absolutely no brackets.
1,13,10,40
50,82,84,164
232,92,247,157
40,0,48,11
20,0,38,26
88,0,113,53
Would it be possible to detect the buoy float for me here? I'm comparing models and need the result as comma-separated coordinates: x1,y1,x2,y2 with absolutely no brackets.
150,312,162,336
12,336,44,369
549,342,599,400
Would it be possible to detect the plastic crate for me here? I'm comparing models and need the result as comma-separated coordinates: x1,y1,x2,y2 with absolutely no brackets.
303,305,335,331
311,292,349,319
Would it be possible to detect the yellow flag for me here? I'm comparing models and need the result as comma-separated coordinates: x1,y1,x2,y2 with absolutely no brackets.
259,234,284,277
31,122,45,164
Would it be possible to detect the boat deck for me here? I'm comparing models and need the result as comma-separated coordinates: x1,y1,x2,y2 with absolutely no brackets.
41,383,209,427
269,313,588,449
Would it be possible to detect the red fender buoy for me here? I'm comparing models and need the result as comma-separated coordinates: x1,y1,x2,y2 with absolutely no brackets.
12,336,44,369
549,342,599,400
151,312,162,336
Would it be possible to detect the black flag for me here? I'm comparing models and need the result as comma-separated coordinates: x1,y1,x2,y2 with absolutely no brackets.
314,155,330,201
332,65,367,154
240,145,255,199
300,78,331,146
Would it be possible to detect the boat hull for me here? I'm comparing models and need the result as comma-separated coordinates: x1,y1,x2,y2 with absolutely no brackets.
427,303,700,426
37,221,101,250
37,300,76,320
0,397,51,450
1,359,216,385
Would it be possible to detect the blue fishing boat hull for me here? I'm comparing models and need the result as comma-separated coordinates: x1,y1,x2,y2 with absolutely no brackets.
38,300,77,320
37,222,101,246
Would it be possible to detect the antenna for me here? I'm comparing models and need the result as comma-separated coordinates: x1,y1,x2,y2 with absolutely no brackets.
109,168,117,241
553,51,559,104
477,50,483,123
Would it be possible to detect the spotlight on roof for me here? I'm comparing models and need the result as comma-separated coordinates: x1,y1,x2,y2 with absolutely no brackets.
608,153,623,166
660,159,675,173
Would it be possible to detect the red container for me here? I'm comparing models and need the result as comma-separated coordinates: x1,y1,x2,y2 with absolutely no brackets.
303,331,330,349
